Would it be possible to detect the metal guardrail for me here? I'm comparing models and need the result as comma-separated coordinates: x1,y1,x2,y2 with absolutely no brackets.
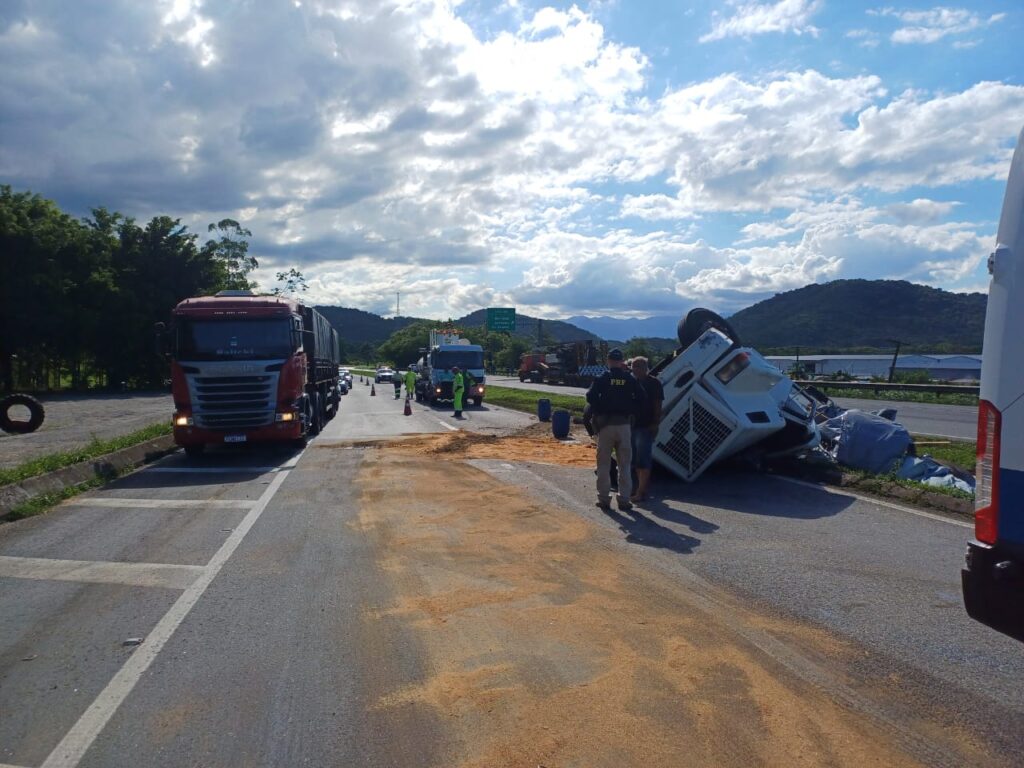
795,380,979,396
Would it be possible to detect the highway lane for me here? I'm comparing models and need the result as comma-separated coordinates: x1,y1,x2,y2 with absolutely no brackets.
487,375,979,440
0,382,1017,766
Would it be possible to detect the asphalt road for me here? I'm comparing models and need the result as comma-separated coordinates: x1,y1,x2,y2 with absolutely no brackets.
1,382,1019,767
487,375,979,440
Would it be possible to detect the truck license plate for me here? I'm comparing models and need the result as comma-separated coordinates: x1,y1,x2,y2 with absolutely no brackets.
224,434,247,443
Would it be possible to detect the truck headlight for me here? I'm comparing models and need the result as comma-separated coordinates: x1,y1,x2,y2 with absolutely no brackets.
715,352,751,384
435,387,442,394
477,386,485,393
174,414,193,426
275,412,296,422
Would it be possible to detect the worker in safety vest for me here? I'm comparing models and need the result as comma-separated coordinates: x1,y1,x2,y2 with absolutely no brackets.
452,365,465,419
404,368,416,399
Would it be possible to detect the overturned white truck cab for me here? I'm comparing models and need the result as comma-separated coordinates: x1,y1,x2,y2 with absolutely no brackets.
651,309,820,482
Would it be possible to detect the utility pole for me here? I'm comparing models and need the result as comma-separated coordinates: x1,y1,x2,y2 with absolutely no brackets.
887,339,902,383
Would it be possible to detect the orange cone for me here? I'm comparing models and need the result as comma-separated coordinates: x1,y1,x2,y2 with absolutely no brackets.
404,397,412,416
371,384,376,396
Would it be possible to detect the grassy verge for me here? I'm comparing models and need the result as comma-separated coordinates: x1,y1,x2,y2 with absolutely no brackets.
0,421,172,488
3,474,115,522
912,435,976,469
815,386,977,407
485,385,586,419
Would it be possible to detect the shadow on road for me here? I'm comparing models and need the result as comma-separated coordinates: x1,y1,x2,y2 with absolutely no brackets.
597,504,701,555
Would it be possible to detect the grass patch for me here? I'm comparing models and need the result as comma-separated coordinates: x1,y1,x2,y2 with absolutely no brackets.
0,421,172,488
912,436,976,470
485,385,586,419
816,386,977,407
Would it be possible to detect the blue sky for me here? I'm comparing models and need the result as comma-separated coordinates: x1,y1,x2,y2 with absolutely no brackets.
2,0,1022,320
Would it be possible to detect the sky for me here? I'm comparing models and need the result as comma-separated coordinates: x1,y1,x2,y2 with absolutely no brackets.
2,0,1022,320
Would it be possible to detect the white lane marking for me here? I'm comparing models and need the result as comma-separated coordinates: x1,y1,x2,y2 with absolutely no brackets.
145,466,282,474
772,475,973,529
0,556,205,590
65,497,255,509
41,464,295,768
436,419,459,432
0,763,33,768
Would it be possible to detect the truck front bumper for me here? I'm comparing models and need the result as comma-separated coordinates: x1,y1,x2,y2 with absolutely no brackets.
962,539,1024,643
174,420,303,447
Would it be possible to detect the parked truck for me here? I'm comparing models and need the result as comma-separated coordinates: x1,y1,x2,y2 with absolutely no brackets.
962,124,1024,644
158,290,340,456
518,340,609,386
415,329,486,406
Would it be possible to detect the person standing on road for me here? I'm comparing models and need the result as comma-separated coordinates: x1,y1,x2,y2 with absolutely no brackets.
586,348,645,511
452,365,465,419
629,356,664,503
404,367,416,400
391,370,403,399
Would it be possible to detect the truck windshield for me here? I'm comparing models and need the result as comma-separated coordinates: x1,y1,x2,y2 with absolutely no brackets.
177,319,293,360
434,350,484,369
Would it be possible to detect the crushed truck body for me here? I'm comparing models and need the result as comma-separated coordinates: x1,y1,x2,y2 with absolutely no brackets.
651,309,820,482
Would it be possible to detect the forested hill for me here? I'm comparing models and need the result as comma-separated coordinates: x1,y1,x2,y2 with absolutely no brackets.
313,307,420,346
456,309,602,343
314,306,601,346
728,280,986,351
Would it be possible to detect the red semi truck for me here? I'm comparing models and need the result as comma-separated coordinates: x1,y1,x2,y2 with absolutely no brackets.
158,290,340,456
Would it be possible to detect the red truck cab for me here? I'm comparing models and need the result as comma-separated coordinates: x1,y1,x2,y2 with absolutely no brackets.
161,291,340,456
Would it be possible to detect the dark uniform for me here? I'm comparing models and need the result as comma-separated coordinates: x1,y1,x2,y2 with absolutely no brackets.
586,355,645,508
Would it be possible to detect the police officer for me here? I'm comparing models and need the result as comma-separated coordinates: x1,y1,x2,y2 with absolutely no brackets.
452,365,465,419
586,348,645,511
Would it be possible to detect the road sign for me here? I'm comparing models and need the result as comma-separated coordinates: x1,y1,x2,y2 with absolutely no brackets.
486,307,516,332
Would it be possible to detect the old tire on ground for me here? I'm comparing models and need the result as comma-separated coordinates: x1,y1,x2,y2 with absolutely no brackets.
676,308,742,350
0,394,46,434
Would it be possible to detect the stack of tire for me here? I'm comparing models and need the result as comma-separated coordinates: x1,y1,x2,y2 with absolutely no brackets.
0,394,46,434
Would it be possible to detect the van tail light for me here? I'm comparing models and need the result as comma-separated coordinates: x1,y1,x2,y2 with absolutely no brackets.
975,399,1001,544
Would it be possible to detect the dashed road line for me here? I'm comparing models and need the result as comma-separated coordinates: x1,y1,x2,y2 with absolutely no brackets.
0,556,205,590
66,497,256,509
436,419,459,431
40,461,295,768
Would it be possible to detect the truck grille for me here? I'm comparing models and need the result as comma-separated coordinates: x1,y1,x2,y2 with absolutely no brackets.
185,366,281,430
658,400,732,475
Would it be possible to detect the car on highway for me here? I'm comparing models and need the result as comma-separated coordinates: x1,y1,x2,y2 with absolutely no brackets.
962,124,1024,644
375,367,395,383
338,367,353,387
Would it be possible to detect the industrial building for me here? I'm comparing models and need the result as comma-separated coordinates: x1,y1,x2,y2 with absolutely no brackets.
765,354,982,382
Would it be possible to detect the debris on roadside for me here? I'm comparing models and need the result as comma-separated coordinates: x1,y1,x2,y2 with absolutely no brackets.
123,637,145,647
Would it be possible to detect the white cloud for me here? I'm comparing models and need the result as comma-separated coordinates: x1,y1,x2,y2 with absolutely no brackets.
0,0,1015,321
701,0,823,43
869,6,1006,44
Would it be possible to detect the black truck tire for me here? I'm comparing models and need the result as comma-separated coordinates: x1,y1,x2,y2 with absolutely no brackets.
676,308,742,350
0,394,46,434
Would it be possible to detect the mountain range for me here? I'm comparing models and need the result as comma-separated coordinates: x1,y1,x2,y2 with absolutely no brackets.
317,279,987,353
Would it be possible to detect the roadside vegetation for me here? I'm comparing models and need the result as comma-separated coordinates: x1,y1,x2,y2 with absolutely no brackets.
484,385,587,420
0,421,171,487
813,386,977,407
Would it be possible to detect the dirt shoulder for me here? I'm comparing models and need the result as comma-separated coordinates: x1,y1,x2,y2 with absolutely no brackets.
344,434,989,768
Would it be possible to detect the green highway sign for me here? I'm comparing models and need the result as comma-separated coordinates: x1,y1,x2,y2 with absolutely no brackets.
486,307,516,332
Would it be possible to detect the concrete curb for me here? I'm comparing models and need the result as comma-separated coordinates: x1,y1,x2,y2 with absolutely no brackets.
0,434,178,516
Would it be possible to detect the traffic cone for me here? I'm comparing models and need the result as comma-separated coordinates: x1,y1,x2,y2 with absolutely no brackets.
404,397,412,416
371,384,376,396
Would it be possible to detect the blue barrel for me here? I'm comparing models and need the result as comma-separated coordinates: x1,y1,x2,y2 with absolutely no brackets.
537,398,552,422
551,409,571,439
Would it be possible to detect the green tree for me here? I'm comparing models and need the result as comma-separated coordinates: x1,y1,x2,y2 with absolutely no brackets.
625,337,653,360
376,320,434,367
202,219,256,289
270,268,308,297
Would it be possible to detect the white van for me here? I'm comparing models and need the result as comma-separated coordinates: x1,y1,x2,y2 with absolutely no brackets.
962,124,1024,643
